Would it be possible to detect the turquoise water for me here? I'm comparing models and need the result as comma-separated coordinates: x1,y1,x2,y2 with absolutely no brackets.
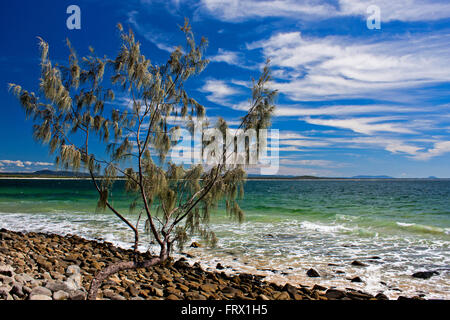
0,178,449,298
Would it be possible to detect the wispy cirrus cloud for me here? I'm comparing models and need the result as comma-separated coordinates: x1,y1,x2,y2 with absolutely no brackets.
194,0,450,22
302,117,417,135
199,79,241,105
248,31,450,101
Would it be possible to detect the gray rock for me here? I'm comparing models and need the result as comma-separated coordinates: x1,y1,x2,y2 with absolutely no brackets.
412,271,439,279
53,290,70,300
66,265,81,276
0,265,14,277
46,280,71,293
10,283,24,297
69,290,86,300
130,296,145,300
30,286,52,297
0,275,15,285
306,268,320,277
65,274,82,291
111,294,126,300
351,260,368,267
0,286,11,300
22,286,32,295
325,289,347,300
29,294,52,300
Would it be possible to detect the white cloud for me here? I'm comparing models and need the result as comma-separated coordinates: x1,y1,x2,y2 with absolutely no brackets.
195,0,450,22
210,49,241,65
303,117,417,135
249,31,450,101
275,104,418,117
127,11,175,52
196,0,335,22
280,159,335,167
0,160,53,169
200,79,241,104
413,140,450,160
339,0,450,22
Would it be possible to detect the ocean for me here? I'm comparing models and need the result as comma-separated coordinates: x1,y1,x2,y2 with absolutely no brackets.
0,178,448,299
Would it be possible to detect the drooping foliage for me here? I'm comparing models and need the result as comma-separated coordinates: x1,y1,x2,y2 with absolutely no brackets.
9,19,277,258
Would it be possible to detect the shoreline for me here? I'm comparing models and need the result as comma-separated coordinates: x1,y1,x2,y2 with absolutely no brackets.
0,228,427,301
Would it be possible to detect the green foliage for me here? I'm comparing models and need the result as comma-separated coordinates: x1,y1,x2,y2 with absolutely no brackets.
9,19,277,257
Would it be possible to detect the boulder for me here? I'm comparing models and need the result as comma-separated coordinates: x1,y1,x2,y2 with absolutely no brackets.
306,268,320,277
46,280,71,293
29,294,52,300
350,276,364,283
30,286,52,298
69,290,86,300
66,265,81,276
412,271,439,279
325,289,346,300
351,260,368,267
0,265,14,277
53,290,70,300
216,263,224,270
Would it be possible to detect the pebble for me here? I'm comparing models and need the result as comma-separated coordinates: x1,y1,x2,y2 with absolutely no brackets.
0,229,403,301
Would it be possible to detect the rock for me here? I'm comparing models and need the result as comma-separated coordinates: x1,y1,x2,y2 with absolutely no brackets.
306,268,320,277
0,275,14,285
10,283,24,297
274,291,291,300
200,283,218,293
412,271,439,279
66,265,81,276
375,293,389,300
190,242,202,248
0,265,14,277
350,276,364,283
30,286,52,298
53,290,70,300
283,283,298,297
69,290,86,300
111,294,126,300
29,294,52,300
166,294,180,300
312,284,327,291
216,263,224,270
65,274,82,290
46,280,71,293
351,260,367,267
14,274,33,284
346,291,373,300
173,258,190,269
152,287,164,297
0,286,11,299
325,289,346,300
185,291,207,300
257,294,270,300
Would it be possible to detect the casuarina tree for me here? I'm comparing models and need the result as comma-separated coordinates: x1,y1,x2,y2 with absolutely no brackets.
9,19,277,300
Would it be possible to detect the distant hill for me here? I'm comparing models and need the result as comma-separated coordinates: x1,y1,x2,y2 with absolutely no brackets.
352,175,394,179
0,170,90,178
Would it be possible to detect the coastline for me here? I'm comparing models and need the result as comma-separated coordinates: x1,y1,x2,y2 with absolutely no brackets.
0,228,425,301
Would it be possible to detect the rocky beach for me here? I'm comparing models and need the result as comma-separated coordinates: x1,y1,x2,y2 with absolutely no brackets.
0,228,427,301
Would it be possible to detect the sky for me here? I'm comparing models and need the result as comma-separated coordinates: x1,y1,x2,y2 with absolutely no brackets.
1,0,450,177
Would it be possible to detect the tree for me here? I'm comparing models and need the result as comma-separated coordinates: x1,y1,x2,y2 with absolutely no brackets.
9,19,277,300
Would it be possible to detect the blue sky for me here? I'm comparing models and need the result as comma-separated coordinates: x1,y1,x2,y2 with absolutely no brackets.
1,0,450,177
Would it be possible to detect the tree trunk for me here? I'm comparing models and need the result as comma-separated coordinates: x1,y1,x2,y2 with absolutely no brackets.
87,256,162,300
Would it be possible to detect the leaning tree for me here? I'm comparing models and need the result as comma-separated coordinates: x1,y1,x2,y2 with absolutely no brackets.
9,19,277,300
